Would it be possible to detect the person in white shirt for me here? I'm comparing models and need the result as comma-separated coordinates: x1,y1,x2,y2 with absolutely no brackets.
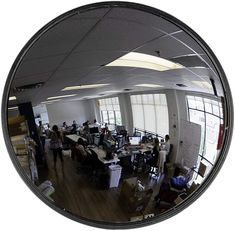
164,134,171,155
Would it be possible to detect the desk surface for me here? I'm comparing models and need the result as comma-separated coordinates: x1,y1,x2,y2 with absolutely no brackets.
66,134,87,142
90,146,120,164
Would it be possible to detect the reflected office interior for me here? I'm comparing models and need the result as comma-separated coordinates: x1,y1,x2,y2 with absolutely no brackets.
7,5,225,223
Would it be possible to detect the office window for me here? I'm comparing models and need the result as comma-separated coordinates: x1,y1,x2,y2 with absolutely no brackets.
98,97,122,125
186,95,223,182
130,94,169,136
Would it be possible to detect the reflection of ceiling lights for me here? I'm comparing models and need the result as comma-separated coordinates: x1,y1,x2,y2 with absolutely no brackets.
106,52,184,71
192,81,212,89
62,84,110,91
8,106,18,110
47,94,77,100
135,84,163,88
103,90,121,94
9,96,17,101
41,99,61,104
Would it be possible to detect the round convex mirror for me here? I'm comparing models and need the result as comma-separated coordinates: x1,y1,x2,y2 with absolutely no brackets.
2,1,233,229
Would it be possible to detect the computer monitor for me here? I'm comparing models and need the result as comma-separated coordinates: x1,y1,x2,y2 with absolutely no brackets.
129,136,141,146
89,127,99,134
116,125,125,133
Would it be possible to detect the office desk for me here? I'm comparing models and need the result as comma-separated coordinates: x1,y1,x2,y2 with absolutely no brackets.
66,134,87,143
90,146,120,165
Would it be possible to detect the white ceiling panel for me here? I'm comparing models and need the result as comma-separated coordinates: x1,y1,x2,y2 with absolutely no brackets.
135,35,193,59
10,6,224,105
11,72,53,88
59,50,125,70
107,7,181,34
73,18,163,53
15,55,66,78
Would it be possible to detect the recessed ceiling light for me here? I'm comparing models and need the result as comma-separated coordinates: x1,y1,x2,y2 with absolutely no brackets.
8,106,18,110
106,52,184,71
9,96,17,101
41,99,61,104
62,84,110,91
135,84,163,88
47,94,77,100
192,81,212,89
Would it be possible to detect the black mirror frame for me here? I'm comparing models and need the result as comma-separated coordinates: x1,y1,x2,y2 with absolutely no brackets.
1,1,233,229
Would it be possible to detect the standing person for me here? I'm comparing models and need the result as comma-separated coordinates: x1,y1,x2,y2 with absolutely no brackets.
152,138,160,154
50,125,64,168
37,121,46,152
164,135,171,155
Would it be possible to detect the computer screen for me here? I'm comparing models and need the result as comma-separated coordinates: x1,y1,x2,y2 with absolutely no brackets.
129,136,141,145
89,127,99,134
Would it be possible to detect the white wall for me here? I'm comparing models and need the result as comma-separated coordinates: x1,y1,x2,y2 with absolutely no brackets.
118,93,133,134
46,100,95,127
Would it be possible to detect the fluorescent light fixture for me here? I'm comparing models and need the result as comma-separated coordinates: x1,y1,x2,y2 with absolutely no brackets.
192,81,212,90
8,106,18,110
135,84,163,88
47,94,77,100
106,52,184,71
41,99,61,104
9,96,17,101
103,90,121,94
62,84,110,91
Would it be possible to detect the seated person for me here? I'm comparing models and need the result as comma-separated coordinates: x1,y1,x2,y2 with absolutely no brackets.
72,138,88,163
62,121,68,130
93,119,100,127
105,130,116,143
71,120,78,134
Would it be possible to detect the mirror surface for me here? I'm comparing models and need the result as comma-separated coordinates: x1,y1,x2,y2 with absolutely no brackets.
5,3,228,226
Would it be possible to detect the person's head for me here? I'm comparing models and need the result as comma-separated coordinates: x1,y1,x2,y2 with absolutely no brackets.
63,122,67,126
94,119,97,123
73,120,76,124
52,125,59,132
154,138,159,146
77,138,85,147
165,135,170,141
39,121,42,126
